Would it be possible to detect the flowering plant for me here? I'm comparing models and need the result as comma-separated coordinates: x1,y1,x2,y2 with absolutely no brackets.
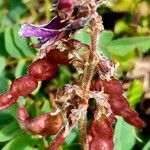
0,0,144,150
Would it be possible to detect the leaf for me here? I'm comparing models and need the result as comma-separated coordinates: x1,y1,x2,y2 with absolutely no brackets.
0,31,8,56
41,100,51,113
2,104,18,119
65,125,78,144
143,140,150,150
127,80,143,108
12,25,35,58
107,37,150,56
98,30,114,58
4,28,22,58
0,112,14,128
2,133,37,150
8,0,27,22
0,77,9,94
0,57,6,76
15,59,27,78
74,27,91,44
114,117,136,150
0,121,23,142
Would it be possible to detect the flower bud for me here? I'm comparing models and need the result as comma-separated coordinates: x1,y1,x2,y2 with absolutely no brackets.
57,0,74,20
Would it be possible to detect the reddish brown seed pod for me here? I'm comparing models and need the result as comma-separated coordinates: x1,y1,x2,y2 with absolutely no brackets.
108,95,129,113
108,95,144,128
10,75,38,96
0,91,17,110
28,58,58,81
101,78,124,95
120,108,145,129
88,117,114,150
46,49,70,65
90,80,102,91
17,107,63,136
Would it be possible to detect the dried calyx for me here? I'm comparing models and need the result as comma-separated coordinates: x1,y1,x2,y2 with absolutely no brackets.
0,0,144,150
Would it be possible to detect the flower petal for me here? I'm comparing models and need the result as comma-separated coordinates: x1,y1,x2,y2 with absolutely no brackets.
19,24,59,38
19,17,67,38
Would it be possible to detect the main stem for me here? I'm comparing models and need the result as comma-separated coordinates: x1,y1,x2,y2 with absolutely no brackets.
78,10,100,149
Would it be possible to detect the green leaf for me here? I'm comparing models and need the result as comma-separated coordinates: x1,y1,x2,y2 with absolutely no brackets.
143,140,150,150
0,56,6,76
15,59,27,78
107,37,150,56
0,121,23,142
12,25,35,58
98,30,114,58
0,31,8,56
41,100,51,113
65,125,78,145
4,28,22,58
8,0,27,22
127,80,143,108
0,112,14,128
2,104,18,119
0,77,9,94
114,117,136,150
74,27,90,44
2,133,36,150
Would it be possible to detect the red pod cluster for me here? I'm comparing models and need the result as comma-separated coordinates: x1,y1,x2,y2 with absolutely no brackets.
88,116,113,150
91,78,144,129
0,56,59,110
17,107,63,136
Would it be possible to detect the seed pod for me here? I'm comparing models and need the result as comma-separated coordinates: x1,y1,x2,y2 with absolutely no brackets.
17,107,63,136
108,95,144,128
88,116,114,150
90,80,102,91
0,91,17,110
101,78,124,95
108,95,129,112
10,75,38,96
120,108,145,129
28,58,58,81
46,49,70,65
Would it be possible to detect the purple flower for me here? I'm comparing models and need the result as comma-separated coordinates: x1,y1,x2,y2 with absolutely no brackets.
19,16,68,44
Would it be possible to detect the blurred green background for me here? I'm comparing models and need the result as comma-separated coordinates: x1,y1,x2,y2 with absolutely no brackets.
0,0,150,149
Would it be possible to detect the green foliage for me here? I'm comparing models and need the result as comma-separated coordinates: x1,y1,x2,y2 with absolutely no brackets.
114,117,137,150
127,80,143,108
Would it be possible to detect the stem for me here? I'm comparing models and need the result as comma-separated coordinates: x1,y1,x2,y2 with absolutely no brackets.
78,5,102,149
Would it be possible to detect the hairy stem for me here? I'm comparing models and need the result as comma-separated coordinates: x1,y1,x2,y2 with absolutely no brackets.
78,3,103,149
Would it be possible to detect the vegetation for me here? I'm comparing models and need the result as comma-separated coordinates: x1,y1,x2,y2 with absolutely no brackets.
0,0,150,150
